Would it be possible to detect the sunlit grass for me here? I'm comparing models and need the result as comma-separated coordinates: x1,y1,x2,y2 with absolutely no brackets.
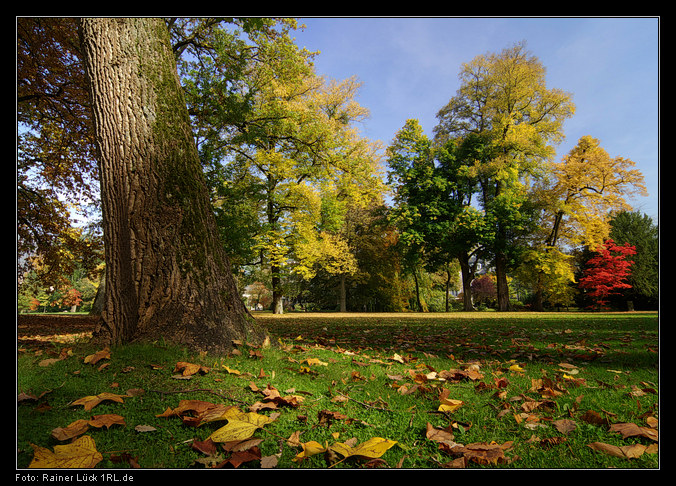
17,311,658,469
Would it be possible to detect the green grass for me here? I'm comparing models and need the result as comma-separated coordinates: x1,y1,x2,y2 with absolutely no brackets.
17,311,659,469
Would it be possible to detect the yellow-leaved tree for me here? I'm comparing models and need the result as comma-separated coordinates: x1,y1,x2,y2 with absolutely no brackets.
524,135,647,310
208,30,383,313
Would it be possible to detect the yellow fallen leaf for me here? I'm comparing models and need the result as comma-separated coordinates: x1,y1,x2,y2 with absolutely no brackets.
292,441,327,462
439,398,464,413
336,437,398,460
304,357,328,366
509,364,525,372
222,365,241,375
208,410,275,443
88,414,126,429
29,435,103,468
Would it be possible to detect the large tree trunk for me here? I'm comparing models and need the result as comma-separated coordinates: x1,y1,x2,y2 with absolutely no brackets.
458,252,475,312
271,265,284,314
78,18,267,354
339,274,347,312
495,252,511,311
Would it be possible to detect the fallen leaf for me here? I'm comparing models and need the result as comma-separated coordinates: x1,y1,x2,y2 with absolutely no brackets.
610,422,658,442
222,365,241,375
208,409,275,443
438,389,463,413
84,348,111,365
292,441,327,462
588,441,655,459
29,435,103,468
88,414,126,429
304,357,328,367
329,437,397,463
174,361,209,376
224,448,261,468
71,392,128,411
38,358,63,367
191,438,218,456
438,399,463,413
51,420,91,441
261,454,279,468
553,419,577,435
446,441,515,466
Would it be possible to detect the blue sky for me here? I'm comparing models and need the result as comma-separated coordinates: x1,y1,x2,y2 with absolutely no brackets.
291,17,659,223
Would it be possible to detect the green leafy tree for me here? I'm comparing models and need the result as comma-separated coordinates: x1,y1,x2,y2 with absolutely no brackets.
609,211,658,310
386,119,437,311
185,23,383,313
388,120,494,311
434,42,575,311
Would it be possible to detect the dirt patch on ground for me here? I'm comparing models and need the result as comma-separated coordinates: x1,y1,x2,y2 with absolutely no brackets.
17,314,99,350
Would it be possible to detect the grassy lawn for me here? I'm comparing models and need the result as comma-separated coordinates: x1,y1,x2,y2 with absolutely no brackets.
17,311,659,470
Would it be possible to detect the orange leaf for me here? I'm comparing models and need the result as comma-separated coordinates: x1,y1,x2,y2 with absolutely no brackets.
88,414,126,429
71,392,127,411
83,348,111,365
174,361,209,376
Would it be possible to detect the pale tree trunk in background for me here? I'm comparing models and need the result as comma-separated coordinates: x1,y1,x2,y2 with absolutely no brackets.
78,18,267,354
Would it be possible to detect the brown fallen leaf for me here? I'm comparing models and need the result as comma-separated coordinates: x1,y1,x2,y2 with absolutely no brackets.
51,420,91,441
174,361,209,376
84,348,111,365
552,419,577,435
88,414,126,429
51,414,126,441
192,438,219,456
579,409,611,426
610,422,658,442
223,447,262,468
261,454,279,468
446,441,516,466
71,392,128,411
588,441,657,459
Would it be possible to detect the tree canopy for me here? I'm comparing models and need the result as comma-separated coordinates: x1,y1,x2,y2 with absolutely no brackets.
18,21,656,321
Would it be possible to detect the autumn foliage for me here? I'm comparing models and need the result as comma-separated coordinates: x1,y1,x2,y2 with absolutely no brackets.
578,239,636,309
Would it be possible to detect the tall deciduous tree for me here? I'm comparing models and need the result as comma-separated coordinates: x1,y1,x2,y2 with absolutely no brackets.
78,18,266,353
435,42,575,311
18,17,102,287
190,26,382,314
609,211,658,310
386,119,437,312
387,120,490,312
525,135,647,310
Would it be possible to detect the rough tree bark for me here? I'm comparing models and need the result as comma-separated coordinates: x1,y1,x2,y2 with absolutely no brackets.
78,18,267,354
